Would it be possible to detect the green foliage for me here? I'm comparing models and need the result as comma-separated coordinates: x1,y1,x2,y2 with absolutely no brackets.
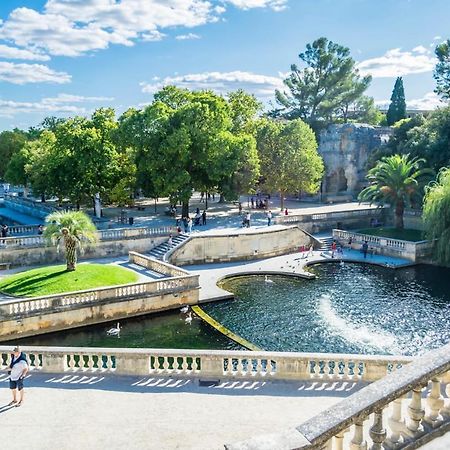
0,129,28,178
0,264,138,297
275,37,372,128
434,39,450,100
423,168,450,264
358,154,433,228
386,77,407,126
256,118,324,209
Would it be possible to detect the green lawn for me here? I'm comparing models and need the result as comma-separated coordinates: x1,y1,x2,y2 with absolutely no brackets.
0,263,139,297
357,227,425,242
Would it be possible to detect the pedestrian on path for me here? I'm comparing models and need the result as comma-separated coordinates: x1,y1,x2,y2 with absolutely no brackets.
238,202,242,215
266,210,272,226
284,208,288,216
202,210,206,226
245,212,251,228
308,244,314,257
362,241,368,259
8,346,28,407
187,217,192,234
168,234,173,247
331,241,337,258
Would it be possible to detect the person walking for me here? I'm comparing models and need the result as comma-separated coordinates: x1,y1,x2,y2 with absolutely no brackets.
8,346,28,407
187,217,192,234
331,241,337,258
266,210,272,226
251,197,254,209
284,208,288,216
202,210,206,226
245,212,251,228
362,241,369,259
238,202,242,215
168,234,173,247
308,244,314,257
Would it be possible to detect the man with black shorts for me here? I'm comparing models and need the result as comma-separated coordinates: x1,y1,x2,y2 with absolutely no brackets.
8,346,28,407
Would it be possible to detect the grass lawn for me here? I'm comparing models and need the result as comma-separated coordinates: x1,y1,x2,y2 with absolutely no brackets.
357,227,425,242
0,263,139,297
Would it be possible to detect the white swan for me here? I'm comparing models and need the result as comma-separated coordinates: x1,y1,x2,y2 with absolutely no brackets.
106,322,120,336
180,306,189,314
185,312,193,324
264,275,274,284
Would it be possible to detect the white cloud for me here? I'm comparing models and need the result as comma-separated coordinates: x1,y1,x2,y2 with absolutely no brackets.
140,70,284,97
0,93,114,117
0,62,71,84
358,47,436,78
433,36,442,40
176,33,201,40
0,44,50,61
375,92,444,111
225,0,288,11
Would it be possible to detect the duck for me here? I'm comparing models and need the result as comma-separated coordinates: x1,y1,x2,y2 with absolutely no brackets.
106,322,121,336
180,306,189,314
264,275,274,284
185,312,193,324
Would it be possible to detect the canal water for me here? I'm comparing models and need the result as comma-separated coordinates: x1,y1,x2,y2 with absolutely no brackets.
13,263,450,356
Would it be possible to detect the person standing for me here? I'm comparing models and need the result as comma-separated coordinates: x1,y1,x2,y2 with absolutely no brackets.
245,212,251,228
362,241,369,259
238,202,242,215
8,346,28,407
331,241,337,258
266,210,272,226
284,208,288,216
168,234,173,247
251,197,254,209
187,217,192,234
202,210,206,226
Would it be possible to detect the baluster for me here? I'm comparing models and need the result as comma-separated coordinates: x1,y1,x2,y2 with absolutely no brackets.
237,358,245,375
88,355,94,371
334,429,348,450
191,357,199,372
256,359,262,376
443,381,450,416
350,420,367,450
385,397,405,448
406,386,425,437
162,357,170,372
321,439,332,450
369,409,386,450
67,354,76,371
312,360,320,378
425,377,444,427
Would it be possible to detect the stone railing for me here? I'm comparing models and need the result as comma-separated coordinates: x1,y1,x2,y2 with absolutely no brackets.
227,342,450,450
8,224,41,236
332,229,432,262
129,251,190,278
4,195,59,218
0,346,411,381
0,226,176,249
276,207,382,225
0,273,199,320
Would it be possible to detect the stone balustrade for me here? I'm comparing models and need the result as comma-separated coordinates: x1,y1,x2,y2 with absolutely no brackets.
0,273,199,320
226,342,450,450
8,224,41,236
332,229,432,262
0,226,176,249
0,346,412,382
129,251,190,277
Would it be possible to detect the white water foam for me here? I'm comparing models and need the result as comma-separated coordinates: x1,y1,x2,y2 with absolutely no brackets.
318,294,399,352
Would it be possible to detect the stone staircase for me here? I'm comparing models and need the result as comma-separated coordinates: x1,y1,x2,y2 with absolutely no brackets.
148,233,189,261
316,236,334,251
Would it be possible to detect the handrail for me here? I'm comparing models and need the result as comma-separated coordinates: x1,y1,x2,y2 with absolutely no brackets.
226,341,450,449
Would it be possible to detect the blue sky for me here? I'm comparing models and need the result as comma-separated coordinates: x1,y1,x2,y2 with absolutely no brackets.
0,0,448,130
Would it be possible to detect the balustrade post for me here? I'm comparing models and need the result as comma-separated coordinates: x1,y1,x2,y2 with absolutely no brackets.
334,429,347,450
350,420,367,450
406,386,425,437
425,377,444,428
200,355,224,377
42,351,66,373
385,396,406,448
369,409,386,450
443,381,450,416
115,354,149,375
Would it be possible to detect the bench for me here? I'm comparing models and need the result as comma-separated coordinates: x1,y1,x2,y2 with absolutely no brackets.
0,262,11,270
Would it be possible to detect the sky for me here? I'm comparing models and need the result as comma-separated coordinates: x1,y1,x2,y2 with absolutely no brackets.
0,0,449,130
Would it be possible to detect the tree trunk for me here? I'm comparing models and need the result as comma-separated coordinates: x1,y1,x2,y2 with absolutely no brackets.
280,191,285,211
395,201,404,229
219,193,225,203
182,200,189,217
65,238,77,271
41,194,46,203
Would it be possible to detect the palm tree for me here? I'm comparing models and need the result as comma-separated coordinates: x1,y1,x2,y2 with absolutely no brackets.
358,154,432,229
43,211,98,271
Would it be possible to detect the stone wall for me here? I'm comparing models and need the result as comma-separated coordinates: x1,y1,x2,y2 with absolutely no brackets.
0,236,166,267
169,226,314,266
318,123,392,201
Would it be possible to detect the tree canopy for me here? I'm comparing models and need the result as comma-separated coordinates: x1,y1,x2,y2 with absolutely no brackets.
256,118,324,210
423,167,450,265
0,129,28,179
434,39,450,101
386,77,406,126
274,37,373,129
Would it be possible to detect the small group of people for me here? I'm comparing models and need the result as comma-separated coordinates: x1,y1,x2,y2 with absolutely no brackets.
331,240,344,258
299,244,314,258
176,209,207,234
164,205,177,217
250,197,268,209
199,192,215,202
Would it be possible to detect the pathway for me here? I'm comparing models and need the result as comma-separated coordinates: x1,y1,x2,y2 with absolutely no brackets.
0,371,366,450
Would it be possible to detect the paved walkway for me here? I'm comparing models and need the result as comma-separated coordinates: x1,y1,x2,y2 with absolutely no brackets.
0,371,366,450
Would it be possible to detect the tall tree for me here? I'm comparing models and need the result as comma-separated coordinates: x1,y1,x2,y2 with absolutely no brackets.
0,129,28,179
434,39,450,101
275,37,372,129
256,118,324,210
358,154,432,229
386,77,407,126
423,167,450,265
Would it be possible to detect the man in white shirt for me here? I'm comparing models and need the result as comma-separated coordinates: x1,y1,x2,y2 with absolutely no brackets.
8,346,29,407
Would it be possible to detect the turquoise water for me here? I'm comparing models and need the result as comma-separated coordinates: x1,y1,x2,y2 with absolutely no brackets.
15,263,450,356
203,263,450,356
